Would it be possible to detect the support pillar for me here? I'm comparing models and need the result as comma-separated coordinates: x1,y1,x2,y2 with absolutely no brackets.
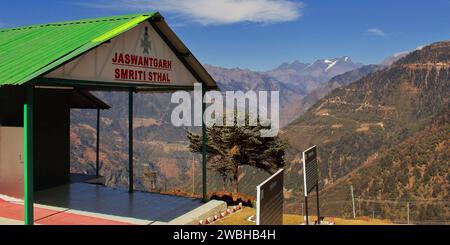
201,84,207,202
304,196,309,225
96,108,100,176
24,85,34,225
128,90,134,193
316,182,320,225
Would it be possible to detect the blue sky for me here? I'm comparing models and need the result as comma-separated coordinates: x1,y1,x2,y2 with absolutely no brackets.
1,0,450,71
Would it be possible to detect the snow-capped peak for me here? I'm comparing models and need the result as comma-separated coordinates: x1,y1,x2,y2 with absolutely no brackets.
303,56,358,72
325,60,338,72
416,45,425,51
393,51,409,57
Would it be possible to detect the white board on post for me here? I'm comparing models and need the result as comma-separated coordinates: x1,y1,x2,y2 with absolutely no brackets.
303,145,318,196
256,169,284,225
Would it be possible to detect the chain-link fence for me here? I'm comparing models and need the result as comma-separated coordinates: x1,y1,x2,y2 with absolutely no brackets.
292,193,450,225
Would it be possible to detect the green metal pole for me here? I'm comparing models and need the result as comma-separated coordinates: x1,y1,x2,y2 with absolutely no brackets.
24,85,34,225
128,89,134,193
201,84,207,202
96,108,100,177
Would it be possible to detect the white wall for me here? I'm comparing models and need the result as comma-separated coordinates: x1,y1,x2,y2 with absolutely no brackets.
0,126,24,198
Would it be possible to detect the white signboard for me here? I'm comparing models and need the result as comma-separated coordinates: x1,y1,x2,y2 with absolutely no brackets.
45,22,199,87
256,169,284,225
303,145,318,196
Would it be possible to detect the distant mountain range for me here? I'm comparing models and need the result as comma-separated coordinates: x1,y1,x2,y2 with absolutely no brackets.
205,56,363,126
284,64,384,119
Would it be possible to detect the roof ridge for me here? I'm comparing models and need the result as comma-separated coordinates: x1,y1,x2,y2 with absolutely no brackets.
0,12,156,33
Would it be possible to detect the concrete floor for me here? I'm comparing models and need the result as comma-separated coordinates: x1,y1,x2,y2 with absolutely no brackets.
0,217,23,225
34,183,204,224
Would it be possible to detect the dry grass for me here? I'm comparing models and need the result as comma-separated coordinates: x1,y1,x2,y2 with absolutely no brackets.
331,124,344,129
333,217,394,225
212,207,394,225
133,117,161,128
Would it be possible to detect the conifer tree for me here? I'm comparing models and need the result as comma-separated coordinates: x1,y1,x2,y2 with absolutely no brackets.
187,114,287,193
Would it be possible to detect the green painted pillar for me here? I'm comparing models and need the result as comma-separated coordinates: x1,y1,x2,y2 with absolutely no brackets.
24,85,34,225
201,84,207,202
96,108,100,177
128,89,134,193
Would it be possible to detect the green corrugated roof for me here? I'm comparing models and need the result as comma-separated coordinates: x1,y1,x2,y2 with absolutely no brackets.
0,12,156,86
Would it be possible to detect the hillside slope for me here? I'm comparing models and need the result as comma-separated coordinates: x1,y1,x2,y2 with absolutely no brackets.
320,110,449,222
281,41,450,220
293,64,383,117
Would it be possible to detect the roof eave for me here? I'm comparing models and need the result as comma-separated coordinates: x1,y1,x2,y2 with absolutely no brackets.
149,15,219,90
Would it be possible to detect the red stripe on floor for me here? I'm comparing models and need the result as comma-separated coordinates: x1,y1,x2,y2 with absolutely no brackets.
0,198,134,225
